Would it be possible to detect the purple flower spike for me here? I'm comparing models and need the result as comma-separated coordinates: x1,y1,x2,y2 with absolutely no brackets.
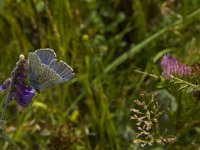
160,54,192,78
0,54,35,107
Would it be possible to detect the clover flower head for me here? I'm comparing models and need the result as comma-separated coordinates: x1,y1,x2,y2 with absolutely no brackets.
0,54,35,107
160,54,192,78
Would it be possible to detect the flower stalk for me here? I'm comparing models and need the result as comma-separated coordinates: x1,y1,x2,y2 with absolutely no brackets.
0,54,35,150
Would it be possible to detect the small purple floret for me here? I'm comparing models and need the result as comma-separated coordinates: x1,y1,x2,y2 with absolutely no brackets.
0,78,11,91
160,54,192,78
14,85,35,107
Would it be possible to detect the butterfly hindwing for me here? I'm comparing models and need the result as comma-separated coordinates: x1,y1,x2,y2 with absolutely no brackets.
49,59,74,81
39,64,63,89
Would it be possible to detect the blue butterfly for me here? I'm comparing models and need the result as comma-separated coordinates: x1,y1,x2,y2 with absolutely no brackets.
28,48,74,91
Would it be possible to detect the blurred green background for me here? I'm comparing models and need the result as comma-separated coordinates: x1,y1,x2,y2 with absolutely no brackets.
0,0,200,150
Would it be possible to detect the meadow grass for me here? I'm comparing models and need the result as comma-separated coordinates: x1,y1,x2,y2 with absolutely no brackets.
0,0,200,150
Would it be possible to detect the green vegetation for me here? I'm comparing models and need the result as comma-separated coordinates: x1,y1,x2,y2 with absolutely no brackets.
1,0,200,149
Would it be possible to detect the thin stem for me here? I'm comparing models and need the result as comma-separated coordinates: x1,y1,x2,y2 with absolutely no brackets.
0,88,12,129
0,79,21,150
134,70,159,79
44,0,64,55
170,75,197,88
0,130,21,150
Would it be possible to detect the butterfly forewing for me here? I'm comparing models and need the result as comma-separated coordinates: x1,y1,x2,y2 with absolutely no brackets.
34,48,56,65
28,53,43,90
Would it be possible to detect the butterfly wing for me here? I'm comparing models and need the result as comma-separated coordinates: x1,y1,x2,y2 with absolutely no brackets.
48,59,74,81
34,48,56,65
28,49,74,90
28,52,43,90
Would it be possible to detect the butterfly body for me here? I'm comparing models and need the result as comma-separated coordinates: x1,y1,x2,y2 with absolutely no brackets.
28,48,74,91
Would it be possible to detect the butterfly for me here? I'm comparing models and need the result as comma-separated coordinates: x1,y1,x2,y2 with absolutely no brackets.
28,48,74,91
